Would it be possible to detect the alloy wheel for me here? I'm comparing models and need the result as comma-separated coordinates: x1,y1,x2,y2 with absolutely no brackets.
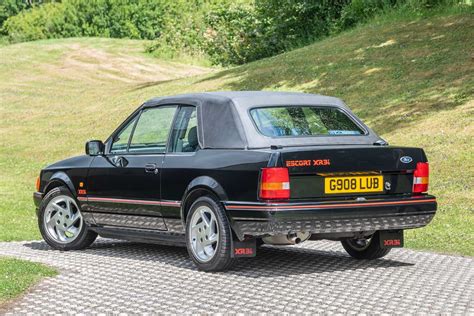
43,195,83,244
189,205,219,262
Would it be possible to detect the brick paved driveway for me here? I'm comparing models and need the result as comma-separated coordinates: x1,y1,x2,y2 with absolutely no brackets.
0,239,472,314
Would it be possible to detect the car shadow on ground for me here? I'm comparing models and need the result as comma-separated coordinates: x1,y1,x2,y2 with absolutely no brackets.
24,240,414,278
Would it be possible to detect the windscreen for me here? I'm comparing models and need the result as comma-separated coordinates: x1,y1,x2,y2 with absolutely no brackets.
250,106,364,137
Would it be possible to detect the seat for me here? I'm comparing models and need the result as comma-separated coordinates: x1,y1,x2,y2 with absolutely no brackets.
183,126,198,152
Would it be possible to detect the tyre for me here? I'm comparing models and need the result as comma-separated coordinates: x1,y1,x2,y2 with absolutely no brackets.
38,186,97,251
185,196,236,271
341,231,391,260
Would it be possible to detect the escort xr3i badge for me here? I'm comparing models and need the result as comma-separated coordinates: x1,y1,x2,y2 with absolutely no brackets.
34,92,437,271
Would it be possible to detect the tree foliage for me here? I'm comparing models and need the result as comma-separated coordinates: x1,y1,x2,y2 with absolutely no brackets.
0,0,48,28
1,0,464,65
202,1,352,65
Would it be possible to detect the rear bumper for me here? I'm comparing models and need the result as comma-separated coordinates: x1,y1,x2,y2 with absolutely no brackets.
225,195,437,240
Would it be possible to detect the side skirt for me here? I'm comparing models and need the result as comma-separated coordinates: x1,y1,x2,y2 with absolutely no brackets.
89,226,186,247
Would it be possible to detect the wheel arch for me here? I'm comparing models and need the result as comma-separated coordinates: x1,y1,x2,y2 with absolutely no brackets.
180,176,228,225
44,171,75,196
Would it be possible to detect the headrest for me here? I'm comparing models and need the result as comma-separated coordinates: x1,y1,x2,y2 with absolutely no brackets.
188,126,198,148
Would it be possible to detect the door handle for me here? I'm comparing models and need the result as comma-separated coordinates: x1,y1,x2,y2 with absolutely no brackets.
145,163,159,174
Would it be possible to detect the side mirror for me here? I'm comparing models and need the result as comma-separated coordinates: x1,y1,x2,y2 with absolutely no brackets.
85,140,104,156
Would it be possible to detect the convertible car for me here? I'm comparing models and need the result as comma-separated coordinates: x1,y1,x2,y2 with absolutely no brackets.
34,91,437,271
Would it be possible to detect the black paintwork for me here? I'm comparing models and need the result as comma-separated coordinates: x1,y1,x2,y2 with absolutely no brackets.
34,92,437,244
86,154,164,214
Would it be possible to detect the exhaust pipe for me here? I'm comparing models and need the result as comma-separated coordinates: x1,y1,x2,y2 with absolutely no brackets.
288,233,302,244
262,232,310,245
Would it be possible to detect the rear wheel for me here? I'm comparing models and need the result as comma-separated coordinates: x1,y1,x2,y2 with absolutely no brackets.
185,196,236,271
341,231,391,260
38,186,97,250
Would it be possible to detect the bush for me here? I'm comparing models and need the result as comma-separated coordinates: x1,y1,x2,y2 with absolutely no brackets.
2,0,465,65
3,2,62,41
202,1,353,65
334,0,394,31
201,4,259,65
2,0,204,42
145,1,210,59
0,0,46,29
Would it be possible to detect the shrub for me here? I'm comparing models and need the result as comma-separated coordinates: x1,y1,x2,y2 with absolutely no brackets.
2,0,465,65
145,1,209,58
2,0,201,41
202,1,353,65
201,3,259,65
0,0,46,29
3,2,65,41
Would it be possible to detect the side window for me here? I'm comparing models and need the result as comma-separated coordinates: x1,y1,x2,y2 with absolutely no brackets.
169,106,198,153
110,117,137,154
128,106,176,153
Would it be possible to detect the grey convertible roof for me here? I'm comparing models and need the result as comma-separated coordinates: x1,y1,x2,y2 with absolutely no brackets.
143,91,381,149
145,91,347,108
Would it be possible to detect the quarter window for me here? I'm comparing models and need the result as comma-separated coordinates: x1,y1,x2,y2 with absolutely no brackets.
110,117,137,154
128,106,177,153
169,106,199,152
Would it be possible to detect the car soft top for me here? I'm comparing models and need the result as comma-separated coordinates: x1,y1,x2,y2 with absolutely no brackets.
143,91,383,149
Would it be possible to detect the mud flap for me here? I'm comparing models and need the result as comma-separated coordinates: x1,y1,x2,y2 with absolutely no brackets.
379,230,404,248
231,238,257,258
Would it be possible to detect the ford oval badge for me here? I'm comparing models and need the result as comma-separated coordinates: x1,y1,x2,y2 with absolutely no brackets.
400,156,413,164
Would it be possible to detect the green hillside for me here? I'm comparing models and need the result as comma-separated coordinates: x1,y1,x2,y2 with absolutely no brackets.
0,12,472,255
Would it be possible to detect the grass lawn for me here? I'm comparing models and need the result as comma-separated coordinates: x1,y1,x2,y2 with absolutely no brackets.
0,9,472,258
0,258,56,305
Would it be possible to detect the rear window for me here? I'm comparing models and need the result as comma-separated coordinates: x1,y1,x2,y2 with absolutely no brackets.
250,106,364,137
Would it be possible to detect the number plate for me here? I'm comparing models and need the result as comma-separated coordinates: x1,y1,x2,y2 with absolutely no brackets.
324,175,383,194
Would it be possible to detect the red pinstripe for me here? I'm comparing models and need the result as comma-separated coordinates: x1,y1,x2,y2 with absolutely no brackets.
225,198,436,211
76,196,181,207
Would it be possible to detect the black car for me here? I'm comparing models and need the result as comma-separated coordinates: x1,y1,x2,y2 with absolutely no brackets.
34,91,437,271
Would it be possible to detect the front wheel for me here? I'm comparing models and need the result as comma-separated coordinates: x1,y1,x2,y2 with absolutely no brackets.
38,187,97,251
185,196,236,271
341,231,391,260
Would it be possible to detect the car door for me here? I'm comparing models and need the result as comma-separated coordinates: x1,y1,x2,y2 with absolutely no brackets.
160,105,200,231
84,105,177,230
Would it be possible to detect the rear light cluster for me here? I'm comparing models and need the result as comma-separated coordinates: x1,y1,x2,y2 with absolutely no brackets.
413,162,429,193
259,167,290,200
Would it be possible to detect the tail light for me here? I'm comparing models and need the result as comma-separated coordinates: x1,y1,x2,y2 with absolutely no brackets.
413,162,429,193
35,176,41,192
259,167,290,200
